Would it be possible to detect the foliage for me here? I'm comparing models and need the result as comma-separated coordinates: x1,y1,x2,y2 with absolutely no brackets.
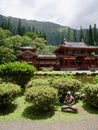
26,78,49,88
3,35,23,54
50,77,82,103
31,38,47,54
25,86,58,112
0,82,21,107
83,83,98,108
0,61,36,88
41,67,53,72
24,31,38,40
21,36,32,46
93,75,98,84
0,46,16,64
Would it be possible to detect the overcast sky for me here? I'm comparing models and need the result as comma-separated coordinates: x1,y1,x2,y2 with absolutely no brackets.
0,0,98,29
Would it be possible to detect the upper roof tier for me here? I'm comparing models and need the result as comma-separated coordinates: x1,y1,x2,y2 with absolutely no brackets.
54,41,98,53
20,46,36,52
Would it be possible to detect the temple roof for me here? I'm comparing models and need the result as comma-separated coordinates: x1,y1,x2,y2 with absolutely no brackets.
17,50,37,57
54,41,98,53
20,46,36,51
63,41,98,48
38,54,57,59
63,41,87,47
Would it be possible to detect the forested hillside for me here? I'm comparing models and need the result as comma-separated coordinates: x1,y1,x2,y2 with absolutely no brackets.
0,14,98,46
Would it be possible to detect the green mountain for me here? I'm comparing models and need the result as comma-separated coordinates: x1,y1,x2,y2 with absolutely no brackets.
0,14,85,45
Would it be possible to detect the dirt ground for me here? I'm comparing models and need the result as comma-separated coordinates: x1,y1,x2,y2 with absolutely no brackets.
0,116,98,130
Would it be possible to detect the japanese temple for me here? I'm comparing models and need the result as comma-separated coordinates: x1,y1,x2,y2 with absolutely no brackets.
17,41,98,71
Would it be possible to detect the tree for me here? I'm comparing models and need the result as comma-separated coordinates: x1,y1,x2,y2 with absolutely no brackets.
93,24,97,46
67,27,71,41
0,46,16,64
21,26,26,35
79,26,84,42
31,38,47,54
85,29,89,45
38,31,47,40
7,17,12,31
61,32,65,44
73,29,77,42
4,35,22,54
21,36,32,46
88,25,93,45
17,19,22,35
42,45,57,54
28,26,32,32
0,27,7,45
24,31,38,40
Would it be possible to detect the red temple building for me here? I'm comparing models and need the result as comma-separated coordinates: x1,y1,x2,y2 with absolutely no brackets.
17,41,98,71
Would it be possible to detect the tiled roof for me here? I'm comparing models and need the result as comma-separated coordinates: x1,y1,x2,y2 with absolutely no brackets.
17,50,37,57
38,54,57,59
63,41,98,48
20,46,36,51
64,41,86,47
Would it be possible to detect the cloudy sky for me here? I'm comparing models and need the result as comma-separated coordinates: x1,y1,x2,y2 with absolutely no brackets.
0,0,98,29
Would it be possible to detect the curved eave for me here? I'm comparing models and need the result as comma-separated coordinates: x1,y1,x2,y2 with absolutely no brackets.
17,50,38,58
54,45,98,53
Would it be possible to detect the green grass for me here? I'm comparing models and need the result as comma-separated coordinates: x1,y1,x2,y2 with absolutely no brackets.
0,96,98,123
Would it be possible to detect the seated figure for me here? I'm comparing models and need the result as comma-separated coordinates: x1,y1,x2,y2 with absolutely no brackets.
61,91,78,113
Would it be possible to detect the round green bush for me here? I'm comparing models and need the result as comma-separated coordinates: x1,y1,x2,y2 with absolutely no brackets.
0,61,36,88
25,86,58,112
51,77,82,103
26,78,50,88
83,83,98,108
0,82,21,106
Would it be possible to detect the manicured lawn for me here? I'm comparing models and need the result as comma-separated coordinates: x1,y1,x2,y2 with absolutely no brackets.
0,95,97,122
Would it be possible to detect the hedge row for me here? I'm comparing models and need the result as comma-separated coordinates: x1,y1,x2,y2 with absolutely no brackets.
0,61,36,87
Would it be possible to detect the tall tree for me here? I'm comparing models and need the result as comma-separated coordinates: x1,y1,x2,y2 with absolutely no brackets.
73,29,77,42
67,27,71,41
7,17,12,31
93,23,97,46
17,19,22,35
28,26,32,32
79,26,84,42
88,25,93,45
85,29,89,45
61,32,65,44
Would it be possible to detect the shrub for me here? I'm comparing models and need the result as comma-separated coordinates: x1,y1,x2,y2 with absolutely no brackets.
93,75,98,84
26,78,50,88
0,82,21,107
41,67,53,72
0,61,36,88
25,86,58,112
83,83,98,108
51,77,82,103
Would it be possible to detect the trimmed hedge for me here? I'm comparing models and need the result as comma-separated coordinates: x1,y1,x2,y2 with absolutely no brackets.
0,82,21,106
0,61,36,88
83,83,98,108
26,78,50,88
51,77,82,103
25,86,58,112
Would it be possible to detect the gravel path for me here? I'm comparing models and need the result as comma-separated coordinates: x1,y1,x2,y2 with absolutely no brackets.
0,116,98,130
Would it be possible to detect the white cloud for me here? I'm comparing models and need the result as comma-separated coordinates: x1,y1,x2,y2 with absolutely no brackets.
0,0,98,28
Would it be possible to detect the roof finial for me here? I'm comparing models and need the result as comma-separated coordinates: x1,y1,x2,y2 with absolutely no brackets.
63,38,66,45
81,39,84,42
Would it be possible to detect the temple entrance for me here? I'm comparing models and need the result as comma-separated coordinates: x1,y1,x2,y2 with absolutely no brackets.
76,56,82,67
76,56,88,70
